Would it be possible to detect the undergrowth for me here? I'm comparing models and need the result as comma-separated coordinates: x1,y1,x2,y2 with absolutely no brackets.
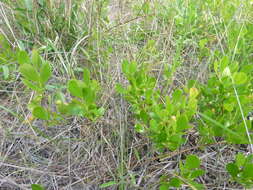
0,0,253,189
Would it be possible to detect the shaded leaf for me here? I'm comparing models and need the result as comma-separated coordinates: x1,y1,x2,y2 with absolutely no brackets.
32,106,50,120
22,79,42,92
176,115,190,132
66,103,83,116
226,163,239,178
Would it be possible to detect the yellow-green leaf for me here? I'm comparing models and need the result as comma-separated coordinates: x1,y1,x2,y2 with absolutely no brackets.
40,62,51,84
19,64,40,82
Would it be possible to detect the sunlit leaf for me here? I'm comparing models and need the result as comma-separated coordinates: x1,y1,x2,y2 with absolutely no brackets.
20,64,40,82
31,184,45,190
233,72,248,85
185,155,201,169
68,79,83,98
83,67,90,84
40,62,51,84
17,50,30,65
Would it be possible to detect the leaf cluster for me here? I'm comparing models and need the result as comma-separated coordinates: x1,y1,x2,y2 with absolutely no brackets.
116,60,198,151
0,35,18,79
160,155,205,190
18,50,103,121
58,68,105,120
197,56,253,144
226,153,253,188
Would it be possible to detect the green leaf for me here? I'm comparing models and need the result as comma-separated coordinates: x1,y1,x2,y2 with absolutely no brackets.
190,169,205,178
129,61,137,73
176,115,190,132
31,49,42,69
169,134,184,150
233,72,248,85
17,50,30,65
122,60,137,76
199,38,208,49
172,89,182,103
142,2,150,14
213,60,219,74
168,177,181,187
83,68,90,84
198,112,244,140
31,184,45,190
99,181,117,188
222,67,231,77
57,103,69,114
240,64,253,74
2,65,9,79
40,62,51,84
139,110,149,123
22,79,42,92
150,119,158,132
226,163,239,178
19,64,40,82
60,102,83,116
0,35,11,50
159,184,170,190
242,164,253,178
32,106,50,120
188,181,204,190
185,155,201,169
223,102,234,112
122,60,129,75
115,83,127,94
96,107,105,116
68,79,83,98
165,96,173,114
82,87,95,104
135,123,145,133
189,87,199,99
235,153,246,166
220,56,229,72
